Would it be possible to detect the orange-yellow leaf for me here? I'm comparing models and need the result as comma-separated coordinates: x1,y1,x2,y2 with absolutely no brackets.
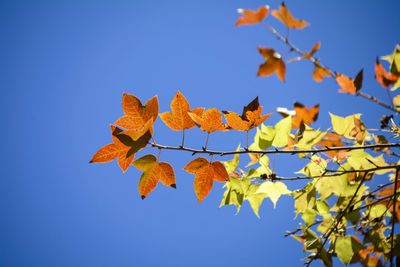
235,5,269,26
257,47,286,81
160,91,205,131
312,64,331,82
90,125,135,172
183,157,209,174
194,164,214,203
211,161,230,182
133,154,176,199
271,3,309,29
303,42,321,59
317,133,347,163
223,97,272,131
115,93,159,130
183,158,230,203
291,102,319,129
188,108,227,133
375,58,400,88
336,69,363,95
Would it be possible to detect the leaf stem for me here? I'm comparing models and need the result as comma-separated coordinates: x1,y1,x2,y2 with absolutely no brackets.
182,129,185,147
204,132,210,150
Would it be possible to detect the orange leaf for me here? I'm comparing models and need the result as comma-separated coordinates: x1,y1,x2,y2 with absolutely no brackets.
316,133,347,163
133,154,176,199
257,47,286,81
312,64,331,82
90,125,135,172
183,158,230,203
290,102,319,129
303,42,321,59
188,108,228,133
223,97,272,131
115,93,159,130
271,3,309,29
375,58,400,88
160,91,205,131
336,69,363,95
235,5,269,26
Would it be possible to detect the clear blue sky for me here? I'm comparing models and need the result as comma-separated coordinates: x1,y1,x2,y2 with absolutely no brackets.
1,1,399,266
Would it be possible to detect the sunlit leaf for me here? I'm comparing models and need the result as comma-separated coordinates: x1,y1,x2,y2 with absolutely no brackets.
336,69,363,95
223,97,272,131
160,91,204,131
184,158,229,203
188,108,228,133
115,93,158,130
256,181,291,208
271,3,309,29
312,64,331,82
235,5,269,26
257,47,286,81
133,154,176,199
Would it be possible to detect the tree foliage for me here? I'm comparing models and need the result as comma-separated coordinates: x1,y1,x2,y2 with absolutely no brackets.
91,3,400,266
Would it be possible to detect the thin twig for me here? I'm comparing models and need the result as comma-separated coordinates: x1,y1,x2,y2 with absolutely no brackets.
260,22,397,113
390,167,400,267
149,142,400,156
306,172,369,266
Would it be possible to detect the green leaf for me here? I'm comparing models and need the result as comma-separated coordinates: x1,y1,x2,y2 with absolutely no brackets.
219,175,268,218
329,113,361,139
292,182,316,215
302,208,316,226
369,204,391,220
317,214,333,234
255,155,272,175
272,116,292,147
334,236,363,265
348,150,390,174
256,181,291,208
257,124,276,149
316,199,330,215
381,44,400,75
296,125,327,158
296,155,327,177
222,144,240,174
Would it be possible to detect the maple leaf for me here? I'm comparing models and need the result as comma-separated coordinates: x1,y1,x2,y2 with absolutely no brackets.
312,64,331,82
90,125,136,172
257,47,286,81
349,118,367,144
317,133,347,163
115,93,159,130
292,102,319,129
223,97,272,131
133,154,176,199
188,108,228,133
235,5,269,26
375,58,400,88
183,158,230,203
271,2,309,29
336,68,363,95
278,102,319,129
160,91,204,131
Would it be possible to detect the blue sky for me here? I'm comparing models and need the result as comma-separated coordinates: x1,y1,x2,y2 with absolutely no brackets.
1,1,399,266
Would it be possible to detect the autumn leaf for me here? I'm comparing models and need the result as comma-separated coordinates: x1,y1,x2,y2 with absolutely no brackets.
90,125,135,172
160,91,204,131
303,42,320,59
133,154,176,199
115,93,159,130
336,68,363,95
317,133,347,163
183,158,230,203
312,64,331,82
271,3,309,29
292,102,319,129
223,97,272,131
188,108,228,133
375,58,400,88
257,47,286,81
349,118,367,144
235,5,269,26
